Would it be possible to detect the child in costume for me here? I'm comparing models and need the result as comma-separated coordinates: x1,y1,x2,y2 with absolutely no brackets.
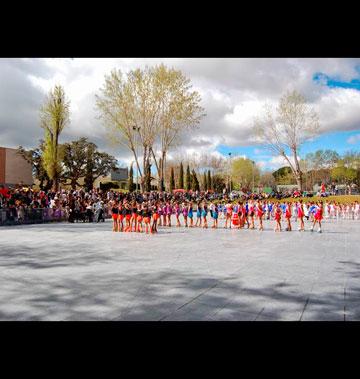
274,202,282,232
311,202,323,233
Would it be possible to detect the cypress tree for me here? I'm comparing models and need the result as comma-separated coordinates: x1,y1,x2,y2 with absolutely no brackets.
145,163,151,192
203,172,208,191
178,161,184,189
170,167,175,192
128,163,134,192
207,170,212,190
185,164,191,191
191,169,200,191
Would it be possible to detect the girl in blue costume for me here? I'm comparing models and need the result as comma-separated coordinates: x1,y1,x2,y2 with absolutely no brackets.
202,202,208,228
210,202,219,228
195,201,202,227
188,201,194,227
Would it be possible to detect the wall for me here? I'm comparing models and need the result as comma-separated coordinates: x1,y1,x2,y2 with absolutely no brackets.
2,147,33,186
0,147,5,184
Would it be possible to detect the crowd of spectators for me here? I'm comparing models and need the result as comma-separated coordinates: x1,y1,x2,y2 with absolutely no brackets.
0,181,358,225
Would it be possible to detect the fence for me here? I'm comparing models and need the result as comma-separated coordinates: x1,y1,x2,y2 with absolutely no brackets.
0,207,67,226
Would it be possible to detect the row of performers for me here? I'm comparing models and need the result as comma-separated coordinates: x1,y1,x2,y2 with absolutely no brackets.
110,199,324,233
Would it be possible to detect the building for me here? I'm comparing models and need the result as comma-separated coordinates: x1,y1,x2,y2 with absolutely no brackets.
109,168,128,182
94,167,129,189
0,147,33,187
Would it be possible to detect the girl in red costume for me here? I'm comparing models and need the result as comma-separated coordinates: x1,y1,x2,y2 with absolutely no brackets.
224,202,233,229
256,201,264,231
248,200,255,229
311,201,323,233
111,200,119,232
297,200,305,232
285,201,292,231
274,202,282,232
117,202,124,232
136,203,143,233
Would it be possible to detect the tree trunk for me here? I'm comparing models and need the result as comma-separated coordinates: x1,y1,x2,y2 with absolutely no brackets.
71,179,77,190
160,151,166,191
295,172,303,192
158,158,163,191
158,151,166,191
292,148,303,191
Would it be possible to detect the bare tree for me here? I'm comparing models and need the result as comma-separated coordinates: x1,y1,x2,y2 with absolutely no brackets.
254,90,319,191
96,68,158,191
96,65,204,192
151,64,205,190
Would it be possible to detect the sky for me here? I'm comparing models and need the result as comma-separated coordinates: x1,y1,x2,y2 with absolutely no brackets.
0,58,360,172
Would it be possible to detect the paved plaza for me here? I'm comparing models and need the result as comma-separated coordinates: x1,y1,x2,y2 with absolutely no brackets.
0,218,359,321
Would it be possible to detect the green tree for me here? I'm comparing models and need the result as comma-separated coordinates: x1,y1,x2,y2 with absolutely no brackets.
170,167,175,192
212,174,225,193
128,163,135,192
17,141,51,190
272,166,296,185
178,162,184,189
202,172,208,191
40,85,70,192
61,137,89,189
84,145,118,192
207,170,212,190
185,164,191,191
191,169,200,191
331,161,357,184
144,163,152,192
231,157,260,191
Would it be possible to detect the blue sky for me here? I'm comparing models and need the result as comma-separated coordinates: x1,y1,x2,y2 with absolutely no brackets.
217,129,360,171
1,58,360,172
216,71,360,171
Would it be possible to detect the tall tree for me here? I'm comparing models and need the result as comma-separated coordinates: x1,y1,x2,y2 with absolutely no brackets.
211,174,226,193
96,64,204,193
145,163,152,192
191,169,200,191
128,163,135,192
202,172,208,191
185,164,191,191
207,170,212,190
169,167,175,192
151,64,205,190
178,162,184,189
254,90,320,190
40,85,70,192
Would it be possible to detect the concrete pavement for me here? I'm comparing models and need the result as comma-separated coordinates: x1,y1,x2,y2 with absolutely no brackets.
0,217,359,320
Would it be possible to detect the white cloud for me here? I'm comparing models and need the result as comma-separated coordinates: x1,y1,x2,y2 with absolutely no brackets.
1,57,360,165
347,134,360,145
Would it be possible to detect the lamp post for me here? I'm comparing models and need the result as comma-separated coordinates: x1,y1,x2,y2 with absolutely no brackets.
132,125,141,192
251,160,255,193
228,152,232,193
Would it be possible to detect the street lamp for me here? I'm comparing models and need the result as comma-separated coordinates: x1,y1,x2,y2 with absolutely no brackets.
251,160,255,193
228,152,232,193
132,125,141,192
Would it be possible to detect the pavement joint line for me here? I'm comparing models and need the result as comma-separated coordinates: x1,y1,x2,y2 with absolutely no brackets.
159,264,250,321
299,298,310,321
158,282,219,321
253,307,265,321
